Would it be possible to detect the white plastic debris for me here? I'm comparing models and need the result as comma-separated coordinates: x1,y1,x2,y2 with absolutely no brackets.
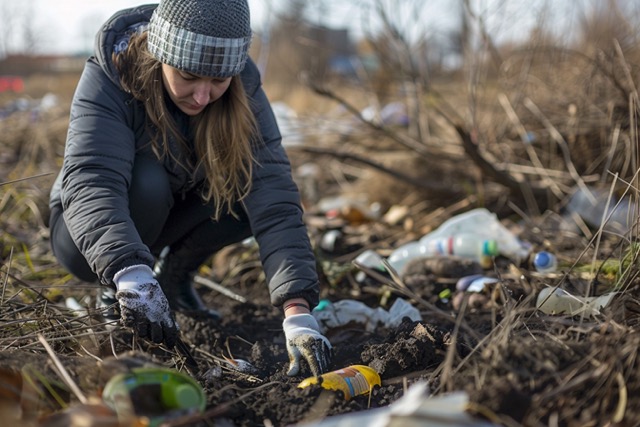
312,298,422,334
536,287,617,317
295,381,498,427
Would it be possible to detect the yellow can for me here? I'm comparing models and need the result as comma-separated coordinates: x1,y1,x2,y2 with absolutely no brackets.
298,365,381,400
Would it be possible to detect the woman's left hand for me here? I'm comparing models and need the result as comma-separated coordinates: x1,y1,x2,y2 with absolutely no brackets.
282,313,332,377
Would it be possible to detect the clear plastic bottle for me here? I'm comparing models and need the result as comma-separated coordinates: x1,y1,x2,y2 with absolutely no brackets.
421,233,498,267
387,234,498,272
419,208,530,263
386,241,425,274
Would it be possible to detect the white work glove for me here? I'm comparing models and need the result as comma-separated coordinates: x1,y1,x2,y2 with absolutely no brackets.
282,314,332,377
114,264,178,347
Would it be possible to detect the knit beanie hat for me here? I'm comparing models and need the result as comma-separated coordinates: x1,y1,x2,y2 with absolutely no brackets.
147,0,252,78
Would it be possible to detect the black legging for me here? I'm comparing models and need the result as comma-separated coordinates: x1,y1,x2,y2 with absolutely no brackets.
49,156,252,283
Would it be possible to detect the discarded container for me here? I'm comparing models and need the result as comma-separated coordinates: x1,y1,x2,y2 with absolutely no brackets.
420,233,499,268
536,287,617,317
102,367,206,426
298,365,381,400
387,233,498,273
386,240,425,274
532,251,558,273
419,208,530,263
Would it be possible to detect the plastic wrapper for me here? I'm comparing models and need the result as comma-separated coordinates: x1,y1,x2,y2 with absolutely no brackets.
312,298,422,333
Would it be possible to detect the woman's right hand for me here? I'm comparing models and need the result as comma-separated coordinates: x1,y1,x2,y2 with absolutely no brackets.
114,265,179,347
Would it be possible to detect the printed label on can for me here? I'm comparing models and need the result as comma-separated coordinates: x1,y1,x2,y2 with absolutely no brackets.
336,367,374,399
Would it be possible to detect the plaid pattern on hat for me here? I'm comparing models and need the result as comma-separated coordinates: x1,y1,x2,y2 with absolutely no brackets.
148,14,251,77
147,0,252,78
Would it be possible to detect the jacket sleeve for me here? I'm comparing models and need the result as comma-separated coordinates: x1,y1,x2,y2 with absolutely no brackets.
241,64,320,308
60,59,154,285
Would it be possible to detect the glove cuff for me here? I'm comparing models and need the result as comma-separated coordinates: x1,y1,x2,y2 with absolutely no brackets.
113,264,156,291
283,313,321,333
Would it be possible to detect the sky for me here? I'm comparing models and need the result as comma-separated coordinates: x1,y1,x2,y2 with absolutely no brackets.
3,0,272,54
11,0,371,54
4,0,476,55
0,0,615,56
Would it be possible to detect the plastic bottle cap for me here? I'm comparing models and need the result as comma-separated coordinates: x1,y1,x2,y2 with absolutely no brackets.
162,383,200,410
534,251,557,272
482,240,499,256
535,252,550,266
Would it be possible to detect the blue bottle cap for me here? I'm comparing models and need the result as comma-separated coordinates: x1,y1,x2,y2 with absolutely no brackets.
533,251,557,272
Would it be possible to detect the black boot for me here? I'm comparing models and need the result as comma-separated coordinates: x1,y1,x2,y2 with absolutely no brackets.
153,246,222,321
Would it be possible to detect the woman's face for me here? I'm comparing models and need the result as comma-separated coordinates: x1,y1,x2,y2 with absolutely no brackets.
161,64,232,116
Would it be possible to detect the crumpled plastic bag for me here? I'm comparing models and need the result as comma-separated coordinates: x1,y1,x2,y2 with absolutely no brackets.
312,298,422,333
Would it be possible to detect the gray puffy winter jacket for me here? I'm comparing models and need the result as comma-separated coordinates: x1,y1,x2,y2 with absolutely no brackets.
49,4,319,307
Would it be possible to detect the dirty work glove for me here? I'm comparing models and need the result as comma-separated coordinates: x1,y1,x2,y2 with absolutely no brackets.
114,264,178,348
283,314,332,377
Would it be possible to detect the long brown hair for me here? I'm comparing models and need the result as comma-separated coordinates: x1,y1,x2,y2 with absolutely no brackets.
115,32,258,220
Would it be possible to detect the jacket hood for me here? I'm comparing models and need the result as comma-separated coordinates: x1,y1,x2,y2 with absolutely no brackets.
94,4,157,86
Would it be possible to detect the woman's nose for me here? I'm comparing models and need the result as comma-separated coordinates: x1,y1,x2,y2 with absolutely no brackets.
192,84,211,106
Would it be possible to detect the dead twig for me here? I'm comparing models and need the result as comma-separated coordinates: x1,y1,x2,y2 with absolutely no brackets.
38,334,87,405
0,172,53,187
